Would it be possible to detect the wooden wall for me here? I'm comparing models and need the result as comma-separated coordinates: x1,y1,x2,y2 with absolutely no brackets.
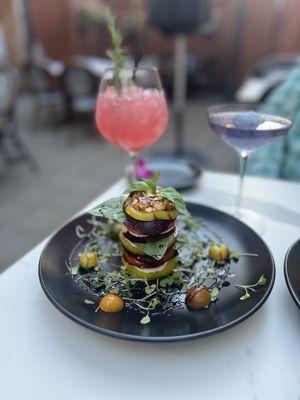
0,0,27,65
26,0,300,88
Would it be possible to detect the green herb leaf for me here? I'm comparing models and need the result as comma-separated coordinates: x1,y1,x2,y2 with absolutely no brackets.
149,297,160,308
140,314,151,324
240,293,250,301
257,274,267,286
159,187,190,216
90,197,125,222
67,265,79,276
84,299,95,305
124,172,160,195
145,284,156,295
211,287,219,301
230,251,240,261
133,234,174,260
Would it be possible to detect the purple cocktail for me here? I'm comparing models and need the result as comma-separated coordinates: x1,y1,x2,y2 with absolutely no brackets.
209,111,291,154
208,105,292,231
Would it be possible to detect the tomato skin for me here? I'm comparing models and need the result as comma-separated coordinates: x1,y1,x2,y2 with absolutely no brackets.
99,294,125,313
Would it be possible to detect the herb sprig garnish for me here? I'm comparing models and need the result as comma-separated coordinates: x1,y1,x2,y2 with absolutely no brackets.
90,171,190,221
105,8,125,91
124,171,190,217
235,274,267,300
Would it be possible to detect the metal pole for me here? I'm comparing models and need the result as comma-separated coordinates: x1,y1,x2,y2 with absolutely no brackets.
173,34,187,156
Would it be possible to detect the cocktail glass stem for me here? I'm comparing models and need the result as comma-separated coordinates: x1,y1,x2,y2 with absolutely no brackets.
236,151,249,216
128,151,137,182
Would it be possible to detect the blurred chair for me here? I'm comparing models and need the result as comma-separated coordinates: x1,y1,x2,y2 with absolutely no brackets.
24,63,65,124
0,68,37,170
236,53,298,103
62,65,98,121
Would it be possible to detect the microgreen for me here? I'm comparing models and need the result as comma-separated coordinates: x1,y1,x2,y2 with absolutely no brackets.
84,299,95,305
140,314,151,325
71,212,259,324
235,274,267,301
211,287,219,301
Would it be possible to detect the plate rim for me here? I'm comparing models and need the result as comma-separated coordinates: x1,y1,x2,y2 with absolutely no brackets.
284,238,300,309
38,202,276,342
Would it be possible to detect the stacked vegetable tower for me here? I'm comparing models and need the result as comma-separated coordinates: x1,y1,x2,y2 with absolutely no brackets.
120,189,179,279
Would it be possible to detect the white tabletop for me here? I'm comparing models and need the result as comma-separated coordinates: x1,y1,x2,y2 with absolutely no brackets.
1,172,300,400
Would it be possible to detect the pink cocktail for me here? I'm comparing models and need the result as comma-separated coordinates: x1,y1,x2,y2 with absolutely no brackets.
95,67,168,179
96,86,168,153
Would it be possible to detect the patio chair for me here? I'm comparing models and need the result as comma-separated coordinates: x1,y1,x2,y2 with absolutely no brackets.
24,63,65,123
62,65,98,121
0,68,37,170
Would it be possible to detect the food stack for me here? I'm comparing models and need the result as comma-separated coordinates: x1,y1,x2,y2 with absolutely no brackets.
119,190,178,279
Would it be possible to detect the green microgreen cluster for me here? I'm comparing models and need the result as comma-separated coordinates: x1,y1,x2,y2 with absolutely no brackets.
67,215,266,325
105,8,125,91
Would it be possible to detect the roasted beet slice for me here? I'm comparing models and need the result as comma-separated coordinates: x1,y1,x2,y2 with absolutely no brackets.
125,214,176,236
123,247,177,269
124,225,176,243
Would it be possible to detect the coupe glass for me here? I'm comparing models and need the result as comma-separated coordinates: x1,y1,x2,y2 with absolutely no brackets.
208,104,292,232
95,67,168,180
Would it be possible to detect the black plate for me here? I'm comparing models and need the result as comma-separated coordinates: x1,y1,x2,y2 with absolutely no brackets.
39,203,275,342
284,239,300,308
147,158,201,191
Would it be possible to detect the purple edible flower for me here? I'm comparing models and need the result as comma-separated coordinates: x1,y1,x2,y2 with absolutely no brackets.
135,158,153,179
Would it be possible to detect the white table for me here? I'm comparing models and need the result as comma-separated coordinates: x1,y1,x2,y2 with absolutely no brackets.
1,172,300,400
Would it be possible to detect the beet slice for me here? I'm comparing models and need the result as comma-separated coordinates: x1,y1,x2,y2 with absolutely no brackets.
124,225,176,243
125,214,176,236
123,247,177,269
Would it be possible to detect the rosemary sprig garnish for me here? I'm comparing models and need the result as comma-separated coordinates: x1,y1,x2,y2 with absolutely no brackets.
105,8,125,91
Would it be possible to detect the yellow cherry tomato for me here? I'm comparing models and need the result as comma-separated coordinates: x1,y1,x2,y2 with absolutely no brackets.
185,285,211,310
209,244,229,261
99,294,125,313
79,251,99,269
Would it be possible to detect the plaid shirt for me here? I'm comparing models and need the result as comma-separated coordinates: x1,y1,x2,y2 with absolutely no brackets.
248,58,300,181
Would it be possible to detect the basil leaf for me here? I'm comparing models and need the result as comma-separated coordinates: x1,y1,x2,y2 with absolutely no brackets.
124,171,160,194
159,187,190,216
123,180,152,194
133,235,173,260
90,197,125,222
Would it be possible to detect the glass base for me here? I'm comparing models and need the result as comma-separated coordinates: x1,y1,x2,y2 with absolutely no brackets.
218,206,266,236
